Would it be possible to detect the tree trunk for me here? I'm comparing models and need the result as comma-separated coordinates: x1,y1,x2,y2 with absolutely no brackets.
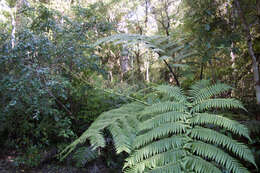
235,0,260,105
11,7,16,49
145,60,150,83
230,42,237,69
10,0,28,48
200,63,203,80
135,50,143,81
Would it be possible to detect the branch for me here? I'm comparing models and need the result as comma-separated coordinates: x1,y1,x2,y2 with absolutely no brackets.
163,59,180,87
36,70,73,115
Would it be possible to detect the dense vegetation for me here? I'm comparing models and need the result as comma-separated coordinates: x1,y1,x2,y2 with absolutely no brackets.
0,0,259,172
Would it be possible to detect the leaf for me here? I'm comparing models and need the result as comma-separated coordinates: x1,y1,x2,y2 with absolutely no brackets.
205,24,210,31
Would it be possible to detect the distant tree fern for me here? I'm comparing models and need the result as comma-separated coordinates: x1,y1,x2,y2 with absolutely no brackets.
93,33,196,63
60,80,256,173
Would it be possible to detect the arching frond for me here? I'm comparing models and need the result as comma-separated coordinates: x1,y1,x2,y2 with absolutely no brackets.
182,156,222,173
85,102,145,150
190,113,250,139
191,83,232,103
134,122,187,149
87,130,106,149
155,85,187,102
185,141,251,173
93,34,146,47
129,136,188,164
125,149,186,173
145,162,182,173
72,146,98,167
93,33,195,64
191,98,246,112
108,122,132,154
140,111,190,131
59,102,145,160
141,102,187,119
188,127,256,166
189,80,211,96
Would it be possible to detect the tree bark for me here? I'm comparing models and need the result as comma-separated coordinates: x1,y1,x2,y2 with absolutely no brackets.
134,49,143,81
200,63,203,80
235,0,260,104
11,7,16,49
163,59,180,86
145,60,150,83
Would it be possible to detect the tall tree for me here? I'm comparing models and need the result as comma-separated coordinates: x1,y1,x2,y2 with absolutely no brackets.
234,0,260,105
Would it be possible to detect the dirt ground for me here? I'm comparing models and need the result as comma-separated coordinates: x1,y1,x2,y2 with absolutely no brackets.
0,151,115,173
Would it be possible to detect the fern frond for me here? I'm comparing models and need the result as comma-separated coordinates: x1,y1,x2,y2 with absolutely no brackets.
182,155,222,173
59,103,145,160
189,80,211,96
190,113,251,139
188,127,256,166
73,146,98,167
145,162,182,173
191,83,232,103
167,44,185,55
89,103,143,130
155,85,187,102
174,51,197,62
93,33,194,65
140,111,190,131
87,130,106,149
108,122,132,154
93,34,145,47
124,116,141,134
191,98,246,112
125,149,186,173
150,36,168,44
134,122,187,149
185,141,250,173
128,136,188,164
141,102,187,119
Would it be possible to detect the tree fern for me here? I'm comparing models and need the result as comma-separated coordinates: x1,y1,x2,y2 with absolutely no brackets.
60,80,256,172
92,33,196,64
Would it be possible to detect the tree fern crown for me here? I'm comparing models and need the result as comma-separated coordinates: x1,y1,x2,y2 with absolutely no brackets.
60,80,256,173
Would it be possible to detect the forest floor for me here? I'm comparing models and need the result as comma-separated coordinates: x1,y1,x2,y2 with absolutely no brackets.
0,151,114,173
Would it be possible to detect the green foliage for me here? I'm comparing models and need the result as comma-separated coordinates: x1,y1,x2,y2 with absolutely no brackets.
0,1,117,161
62,80,256,173
60,102,145,160
94,33,196,65
14,145,42,167
72,146,99,168
1,0,259,171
